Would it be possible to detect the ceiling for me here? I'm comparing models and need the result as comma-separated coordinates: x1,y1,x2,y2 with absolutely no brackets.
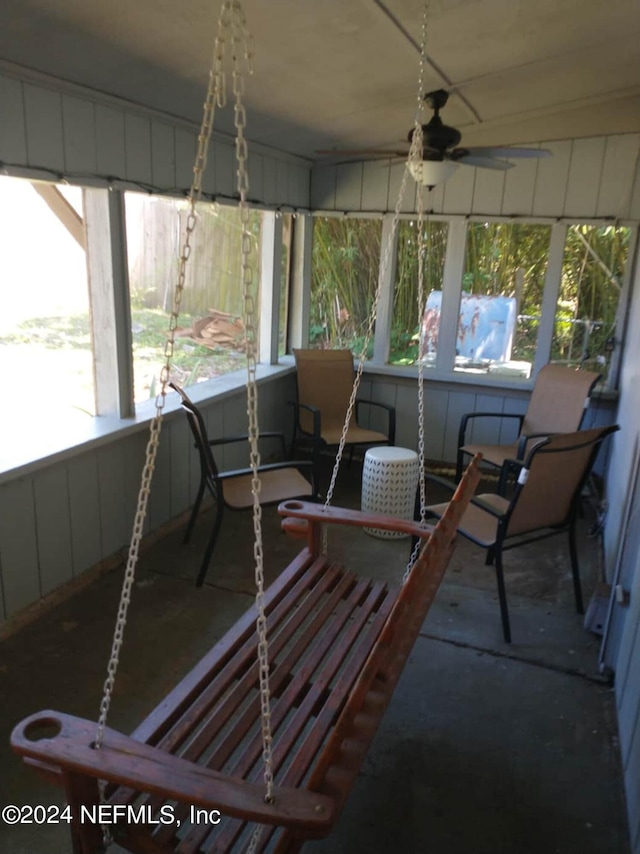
2,0,640,162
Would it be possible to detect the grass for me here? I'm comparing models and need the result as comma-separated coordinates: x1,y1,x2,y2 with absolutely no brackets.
0,309,247,403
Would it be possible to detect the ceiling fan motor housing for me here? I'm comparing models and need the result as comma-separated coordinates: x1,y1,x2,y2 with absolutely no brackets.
408,116,462,155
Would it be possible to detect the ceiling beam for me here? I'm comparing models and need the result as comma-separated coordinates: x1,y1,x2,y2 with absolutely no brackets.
369,0,482,124
456,85,640,137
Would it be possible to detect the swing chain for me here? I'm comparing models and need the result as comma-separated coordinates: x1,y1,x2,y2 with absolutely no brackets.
92,3,262,846
322,139,416,548
405,1,431,578
228,3,277,816
324,0,431,564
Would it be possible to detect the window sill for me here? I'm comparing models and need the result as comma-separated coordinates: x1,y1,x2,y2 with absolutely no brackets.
0,364,295,485
361,360,619,400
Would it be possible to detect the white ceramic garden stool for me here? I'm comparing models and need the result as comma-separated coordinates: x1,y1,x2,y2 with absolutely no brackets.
361,446,420,539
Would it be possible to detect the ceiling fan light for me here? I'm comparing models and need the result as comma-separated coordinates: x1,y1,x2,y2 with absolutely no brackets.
408,159,458,188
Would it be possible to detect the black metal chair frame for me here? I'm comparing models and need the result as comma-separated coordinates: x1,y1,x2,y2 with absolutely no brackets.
170,383,318,586
455,366,601,491
289,398,397,470
426,425,619,643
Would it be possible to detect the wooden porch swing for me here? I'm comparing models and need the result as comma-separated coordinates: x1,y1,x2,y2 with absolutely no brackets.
11,3,480,852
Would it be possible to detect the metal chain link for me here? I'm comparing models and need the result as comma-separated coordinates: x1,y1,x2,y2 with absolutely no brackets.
324,0,431,564
404,1,431,579
92,3,260,846
228,0,277,817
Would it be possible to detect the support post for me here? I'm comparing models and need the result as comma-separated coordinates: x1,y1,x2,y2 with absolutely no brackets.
84,188,134,417
532,222,567,378
436,217,467,373
259,212,283,365
372,213,398,366
288,214,312,351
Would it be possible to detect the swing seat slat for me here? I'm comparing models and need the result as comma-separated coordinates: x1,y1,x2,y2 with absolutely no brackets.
11,457,481,854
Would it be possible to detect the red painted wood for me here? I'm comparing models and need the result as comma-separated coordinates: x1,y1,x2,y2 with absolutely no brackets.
10,459,481,854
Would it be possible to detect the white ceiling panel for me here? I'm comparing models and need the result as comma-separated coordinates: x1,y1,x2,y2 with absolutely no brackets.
0,0,638,159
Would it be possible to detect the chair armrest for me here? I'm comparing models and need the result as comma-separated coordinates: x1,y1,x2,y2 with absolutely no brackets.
355,400,396,444
11,711,335,833
425,471,459,493
458,411,525,448
515,432,550,460
288,401,322,440
218,459,316,482
209,431,288,458
424,473,506,520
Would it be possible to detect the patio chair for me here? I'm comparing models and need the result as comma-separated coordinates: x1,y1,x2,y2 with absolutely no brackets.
290,349,396,472
426,424,619,643
456,364,601,490
170,383,318,586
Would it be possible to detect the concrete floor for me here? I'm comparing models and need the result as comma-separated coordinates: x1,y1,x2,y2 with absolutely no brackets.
0,460,631,854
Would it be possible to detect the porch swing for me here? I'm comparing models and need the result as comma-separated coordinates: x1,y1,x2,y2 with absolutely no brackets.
11,3,481,853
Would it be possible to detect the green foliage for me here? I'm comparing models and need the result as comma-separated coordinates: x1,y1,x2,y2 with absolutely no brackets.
309,215,629,377
392,220,448,362
2,309,245,402
552,225,629,373
310,217,382,350
389,328,419,365
2,315,93,349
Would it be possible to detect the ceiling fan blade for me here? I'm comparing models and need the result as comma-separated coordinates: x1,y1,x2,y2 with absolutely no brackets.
315,149,407,157
456,155,514,171
464,146,552,159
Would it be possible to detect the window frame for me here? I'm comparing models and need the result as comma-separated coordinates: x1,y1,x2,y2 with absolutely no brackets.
308,211,637,392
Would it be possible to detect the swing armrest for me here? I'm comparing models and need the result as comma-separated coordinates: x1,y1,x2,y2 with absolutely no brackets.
278,500,434,541
11,711,335,834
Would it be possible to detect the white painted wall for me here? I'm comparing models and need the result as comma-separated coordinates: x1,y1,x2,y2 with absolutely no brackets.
311,135,640,221
602,239,640,854
0,374,297,627
0,68,311,209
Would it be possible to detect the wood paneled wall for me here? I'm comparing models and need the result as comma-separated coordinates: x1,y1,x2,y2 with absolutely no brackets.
0,66,310,208
311,135,640,220
0,376,296,628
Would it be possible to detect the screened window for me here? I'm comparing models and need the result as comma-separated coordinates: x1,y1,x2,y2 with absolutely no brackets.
310,216,382,354
125,194,262,402
552,225,631,384
453,222,552,378
392,219,448,366
0,176,94,419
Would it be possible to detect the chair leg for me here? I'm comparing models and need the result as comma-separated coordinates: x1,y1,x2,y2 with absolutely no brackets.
485,547,495,566
289,422,299,460
195,503,224,587
494,550,512,643
184,477,206,544
568,523,584,614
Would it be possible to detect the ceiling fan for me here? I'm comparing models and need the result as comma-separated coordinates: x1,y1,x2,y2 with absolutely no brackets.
317,89,551,189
